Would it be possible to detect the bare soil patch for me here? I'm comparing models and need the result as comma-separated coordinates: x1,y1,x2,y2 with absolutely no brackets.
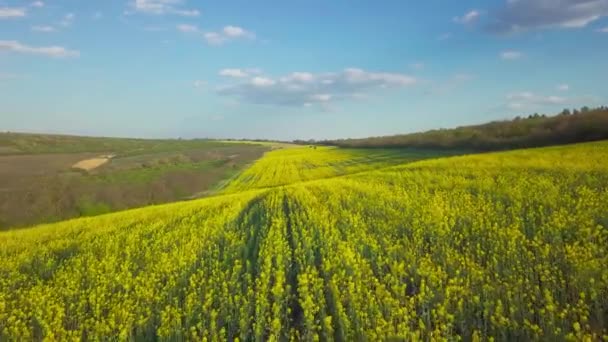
72,157,111,171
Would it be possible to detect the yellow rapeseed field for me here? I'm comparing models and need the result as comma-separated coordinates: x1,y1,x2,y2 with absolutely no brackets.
1,142,607,340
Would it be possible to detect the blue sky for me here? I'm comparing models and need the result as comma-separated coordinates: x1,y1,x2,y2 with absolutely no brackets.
1,0,608,140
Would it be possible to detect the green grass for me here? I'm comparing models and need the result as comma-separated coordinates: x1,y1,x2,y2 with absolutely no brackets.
86,159,230,185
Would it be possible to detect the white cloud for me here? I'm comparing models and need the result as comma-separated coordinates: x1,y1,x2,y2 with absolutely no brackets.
0,40,79,58
556,84,570,91
487,0,608,33
31,25,56,32
506,91,572,109
251,76,276,87
30,1,44,8
454,10,481,24
280,72,315,83
193,80,205,88
217,68,417,107
500,50,523,60
131,0,200,16
178,24,254,45
0,7,26,18
204,26,255,45
343,68,416,85
508,92,566,104
223,25,254,38
219,68,249,78
596,26,608,33
223,25,245,37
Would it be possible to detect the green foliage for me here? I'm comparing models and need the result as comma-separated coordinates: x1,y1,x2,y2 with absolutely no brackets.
0,141,607,340
75,198,112,217
322,106,608,151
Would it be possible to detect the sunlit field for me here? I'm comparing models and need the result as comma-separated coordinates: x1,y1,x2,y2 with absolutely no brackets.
1,141,607,340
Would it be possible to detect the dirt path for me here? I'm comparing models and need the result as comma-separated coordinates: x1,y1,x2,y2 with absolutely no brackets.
72,155,114,171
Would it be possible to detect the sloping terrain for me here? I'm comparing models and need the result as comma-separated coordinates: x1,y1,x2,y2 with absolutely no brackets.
0,142,607,340
0,134,269,229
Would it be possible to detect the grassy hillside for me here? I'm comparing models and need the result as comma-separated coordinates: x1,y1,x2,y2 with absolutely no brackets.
0,133,270,229
0,142,607,340
0,132,235,156
321,106,608,151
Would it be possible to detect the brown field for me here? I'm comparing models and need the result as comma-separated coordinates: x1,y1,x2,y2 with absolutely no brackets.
0,153,101,190
0,143,268,229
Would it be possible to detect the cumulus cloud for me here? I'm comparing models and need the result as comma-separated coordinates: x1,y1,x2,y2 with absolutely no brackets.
31,25,56,32
596,26,608,32
219,69,250,78
487,0,608,33
223,25,254,38
280,72,314,83
507,92,566,106
556,84,570,91
177,25,254,45
0,40,79,58
204,26,254,45
500,50,523,60
30,1,44,8
131,0,200,16
217,68,417,107
454,10,481,24
250,76,276,87
0,7,26,18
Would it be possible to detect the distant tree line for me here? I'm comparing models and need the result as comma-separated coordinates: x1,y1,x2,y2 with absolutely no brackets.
316,106,608,151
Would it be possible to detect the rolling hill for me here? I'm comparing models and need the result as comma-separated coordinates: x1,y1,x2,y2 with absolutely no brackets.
1,142,607,340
